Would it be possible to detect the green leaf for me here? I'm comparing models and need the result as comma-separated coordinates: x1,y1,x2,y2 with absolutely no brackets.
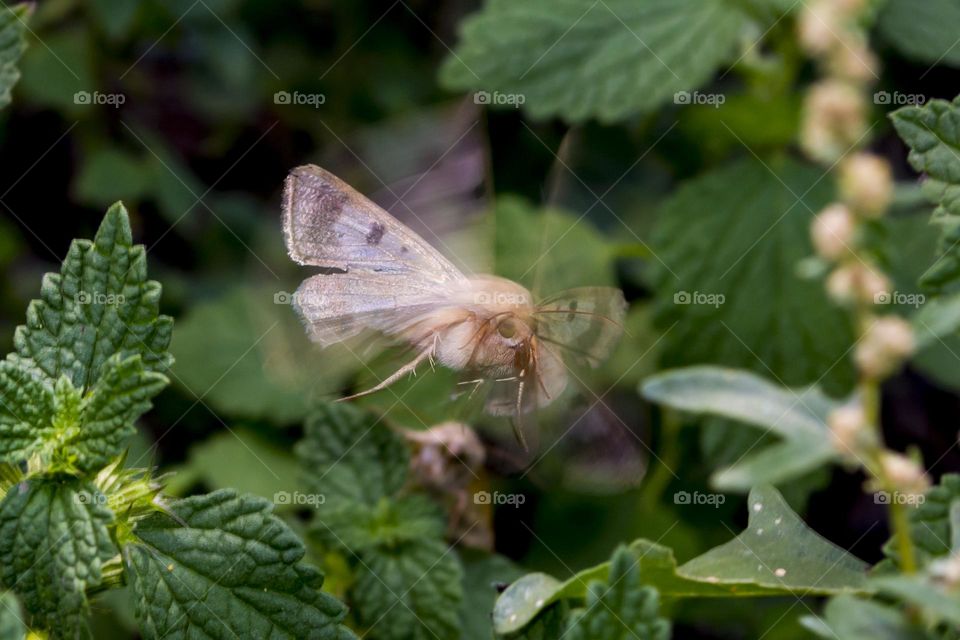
14,202,173,390
0,4,30,109
641,367,841,490
123,489,354,640
802,595,930,640
870,575,960,627
440,0,751,123
353,538,463,640
564,546,671,640
678,486,869,593
883,473,960,568
0,357,54,463
651,157,855,390
0,592,25,640
459,551,525,640
17,28,95,114
74,147,153,208
0,477,116,637
890,96,960,292
296,403,409,511
877,0,960,68
313,496,446,555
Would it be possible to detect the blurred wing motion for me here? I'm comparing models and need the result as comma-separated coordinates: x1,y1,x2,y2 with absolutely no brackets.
283,164,466,346
534,287,628,368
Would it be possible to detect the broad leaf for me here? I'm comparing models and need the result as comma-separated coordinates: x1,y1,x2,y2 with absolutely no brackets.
353,538,463,640
877,0,960,68
0,592,24,640
0,4,29,109
14,202,173,390
440,0,753,123
565,546,671,640
641,367,841,489
124,489,354,640
651,157,855,390
891,96,960,292
460,551,524,640
0,478,115,638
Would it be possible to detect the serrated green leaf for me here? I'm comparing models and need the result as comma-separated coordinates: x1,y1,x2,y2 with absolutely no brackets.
0,478,115,638
877,0,960,68
565,545,671,640
678,486,869,593
651,157,855,390
0,4,30,109
313,495,446,555
890,96,960,292
641,367,841,490
0,357,54,463
123,489,354,640
884,474,960,568
440,0,751,123
802,595,930,640
353,538,463,640
0,592,25,640
14,202,173,390
296,403,409,511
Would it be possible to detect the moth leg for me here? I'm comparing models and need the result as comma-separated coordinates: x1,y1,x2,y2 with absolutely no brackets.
511,371,529,451
339,345,434,402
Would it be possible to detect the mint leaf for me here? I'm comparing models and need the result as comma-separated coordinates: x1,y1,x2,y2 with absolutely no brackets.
0,358,54,462
14,202,173,390
123,489,354,640
0,478,116,637
0,592,25,640
440,0,750,123
877,0,960,68
353,538,463,640
641,367,841,489
565,545,671,640
296,403,409,511
0,4,30,109
890,96,960,292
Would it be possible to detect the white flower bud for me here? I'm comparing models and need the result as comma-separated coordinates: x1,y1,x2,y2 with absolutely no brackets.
801,81,868,163
825,263,890,305
811,203,856,260
828,404,866,456
797,2,842,56
930,555,960,589
828,41,880,84
855,316,915,378
879,451,929,496
839,153,893,218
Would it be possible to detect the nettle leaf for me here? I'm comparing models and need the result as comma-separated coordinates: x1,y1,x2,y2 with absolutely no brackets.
883,473,960,568
313,496,446,555
0,477,116,638
295,403,409,511
353,538,463,640
642,367,841,490
440,0,754,123
0,4,30,109
123,489,355,640
0,357,54,462
565,546,671,640
14,202,173,390
0,591,25,640
877,0,960,68
679,486,869,593
890,96,960,292
651,157,855,390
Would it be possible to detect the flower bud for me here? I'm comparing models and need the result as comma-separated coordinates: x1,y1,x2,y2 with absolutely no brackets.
825,263,890,305
827,404,867,456
879,451,929,497
828,40,880,84
801,81,868,163
855,316,915,378
811,203,856,260
797,2,842,56
839,153,893,218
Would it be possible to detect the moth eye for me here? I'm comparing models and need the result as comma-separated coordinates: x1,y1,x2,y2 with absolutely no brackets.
497,319,518,339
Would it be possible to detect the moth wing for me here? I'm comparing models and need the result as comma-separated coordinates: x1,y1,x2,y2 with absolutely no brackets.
534,287,627,368
293,272,449,347
283,164,465,283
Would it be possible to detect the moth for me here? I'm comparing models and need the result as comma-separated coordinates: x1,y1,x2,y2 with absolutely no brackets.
283,165,626,444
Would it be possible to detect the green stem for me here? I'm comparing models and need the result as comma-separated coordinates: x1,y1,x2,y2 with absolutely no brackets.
642,411,681,508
